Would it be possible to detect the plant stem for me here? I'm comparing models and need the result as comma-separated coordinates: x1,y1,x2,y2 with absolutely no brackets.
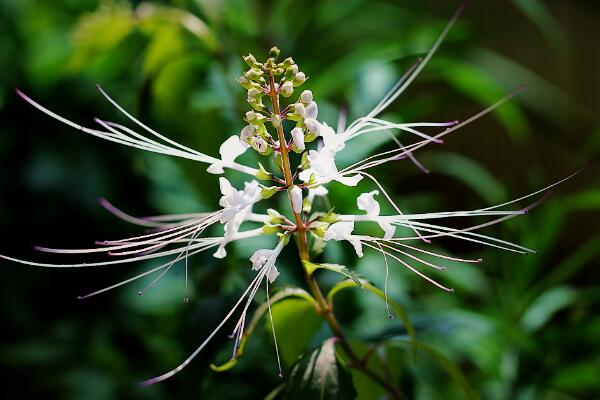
267,74,403,399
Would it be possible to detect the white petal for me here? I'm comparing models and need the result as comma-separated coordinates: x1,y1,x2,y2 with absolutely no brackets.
266,265,280,283
357,190,381,216
335,174,363,186
219,177,234,197
206,164,225,174
220,135,249,163
324,221,355,241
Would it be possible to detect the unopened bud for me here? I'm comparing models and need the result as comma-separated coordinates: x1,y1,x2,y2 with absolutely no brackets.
305,101,318,119
291,127,305,152
281,57,294,68
294,103,306,117
280,81,294,97
293,71,306,86
269,47,281,59
271,114,282,128
284,64,299,81
290,186,303,214
236,76,253,90
245,68,263,80
300,90,313,105
243,54,258,67
246,110,257,122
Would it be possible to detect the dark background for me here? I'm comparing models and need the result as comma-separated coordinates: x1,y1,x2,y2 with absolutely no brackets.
0,1,598,399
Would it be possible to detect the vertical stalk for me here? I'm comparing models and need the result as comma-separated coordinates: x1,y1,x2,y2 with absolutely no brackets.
267,73,402,399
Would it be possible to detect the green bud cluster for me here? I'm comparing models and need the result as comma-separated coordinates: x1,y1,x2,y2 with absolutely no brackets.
237,47,322,195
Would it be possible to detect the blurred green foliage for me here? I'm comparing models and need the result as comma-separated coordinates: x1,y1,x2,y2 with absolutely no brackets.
1,0,599,399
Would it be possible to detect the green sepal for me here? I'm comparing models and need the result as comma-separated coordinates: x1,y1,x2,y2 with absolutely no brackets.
318,208,339,224
266,208,285,224
255,162,273,181
302,196,312,213
277,232,291,246
302,260,363,291
274,153,283,171
309,221,329,238
260,186,279,199
310,232,327,256
300,151,310,170
262,223,281,235
304,131,318,142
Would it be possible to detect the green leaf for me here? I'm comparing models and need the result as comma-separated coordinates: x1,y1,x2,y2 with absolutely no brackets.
388,339,479,400
267,298,323,366
327,280,417,360
521,286,577,332
302,260,363,290
211,287,316,372
282,339,357,400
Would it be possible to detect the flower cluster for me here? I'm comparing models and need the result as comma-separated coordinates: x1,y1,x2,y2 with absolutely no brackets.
2,6,579,387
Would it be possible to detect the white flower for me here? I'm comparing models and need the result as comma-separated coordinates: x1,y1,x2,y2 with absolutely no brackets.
291,127,305,151
214,178,261,257
290,185,303,213
298,147,362,187
323,221,363,257
250,240,284,283
357,190,396,239
207,136,249,174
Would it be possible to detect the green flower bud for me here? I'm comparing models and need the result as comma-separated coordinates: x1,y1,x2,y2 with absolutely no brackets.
236,76,254,90
243,54,260,68
269,47,281,60
271,114,282,128
280,81,294,97
245,68,263,81
281,57,294,69
284,64,298,81
293,71,306,86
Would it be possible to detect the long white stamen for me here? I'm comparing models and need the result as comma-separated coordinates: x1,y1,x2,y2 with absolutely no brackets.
266,279,283,378
141,270,265,386
76,243,219,299
374,241,393,319
363,242,453,292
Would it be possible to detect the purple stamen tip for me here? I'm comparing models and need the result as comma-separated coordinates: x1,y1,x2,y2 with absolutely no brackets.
137,291,143,296
388,314,394,320
477,258,483,263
